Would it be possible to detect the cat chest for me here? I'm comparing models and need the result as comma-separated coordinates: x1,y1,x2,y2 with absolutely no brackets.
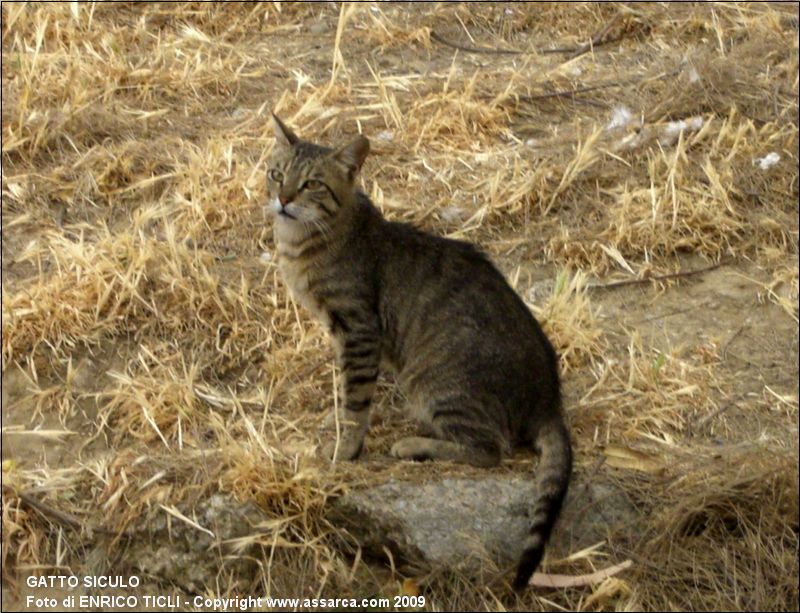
278,257,331,328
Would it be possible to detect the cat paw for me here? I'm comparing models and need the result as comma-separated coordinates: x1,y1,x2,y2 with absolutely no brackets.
323,433,364,462
319,410,337,432
390,436,433,461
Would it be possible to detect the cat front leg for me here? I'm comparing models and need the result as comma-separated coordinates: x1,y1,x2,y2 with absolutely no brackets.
322,317,380,461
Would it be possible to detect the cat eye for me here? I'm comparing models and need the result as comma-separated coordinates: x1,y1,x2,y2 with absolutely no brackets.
268,169,284,183
303,179,325,191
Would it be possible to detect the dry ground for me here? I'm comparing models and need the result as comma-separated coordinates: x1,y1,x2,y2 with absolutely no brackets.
2,2,798,611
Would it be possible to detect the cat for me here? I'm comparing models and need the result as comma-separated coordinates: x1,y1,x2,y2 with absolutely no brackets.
266,114,572,591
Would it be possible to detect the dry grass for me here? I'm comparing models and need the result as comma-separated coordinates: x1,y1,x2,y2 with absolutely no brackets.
531,269,605,374
628,447,799,611
2,2,798,611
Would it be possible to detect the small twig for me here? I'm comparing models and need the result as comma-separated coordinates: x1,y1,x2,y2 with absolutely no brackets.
692,399,738,431
569,12,624,59
430,30,526,55
17,491,127,537
634,306,696,325
430,21,627,58
719,349,760,369
518,81,627,103
159,504,215,539
18,491,83,531
530,559,633,588
588,262,723,291
721,323,747,362
509,68,680,106
569,97,609,109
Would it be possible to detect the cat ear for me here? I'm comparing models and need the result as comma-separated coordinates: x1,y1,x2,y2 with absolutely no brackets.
332,135,370,176
271,113,299,147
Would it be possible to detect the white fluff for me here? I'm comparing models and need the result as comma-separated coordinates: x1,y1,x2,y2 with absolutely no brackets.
755,152,781,170
663,116,705,138
606,106,634,130
440,206,465,223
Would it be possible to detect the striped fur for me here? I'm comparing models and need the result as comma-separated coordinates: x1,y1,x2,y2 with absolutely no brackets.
267,115,572,589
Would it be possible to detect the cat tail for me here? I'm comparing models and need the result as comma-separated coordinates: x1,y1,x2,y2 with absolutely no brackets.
513,414,572,591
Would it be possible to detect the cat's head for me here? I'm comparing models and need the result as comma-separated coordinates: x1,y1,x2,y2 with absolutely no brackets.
266,114,369,233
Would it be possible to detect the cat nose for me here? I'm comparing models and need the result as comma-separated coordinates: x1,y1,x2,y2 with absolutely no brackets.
279,194,292,206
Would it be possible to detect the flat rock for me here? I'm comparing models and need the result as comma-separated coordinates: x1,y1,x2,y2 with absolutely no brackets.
329,473,637,574
119,494,268,593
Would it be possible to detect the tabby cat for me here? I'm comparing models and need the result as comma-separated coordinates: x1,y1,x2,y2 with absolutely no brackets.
266,114,572,590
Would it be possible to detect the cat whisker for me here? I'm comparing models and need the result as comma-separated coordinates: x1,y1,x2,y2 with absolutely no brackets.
309,217,333,241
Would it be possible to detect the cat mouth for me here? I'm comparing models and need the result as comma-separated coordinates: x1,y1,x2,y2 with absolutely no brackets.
278,209,297,220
